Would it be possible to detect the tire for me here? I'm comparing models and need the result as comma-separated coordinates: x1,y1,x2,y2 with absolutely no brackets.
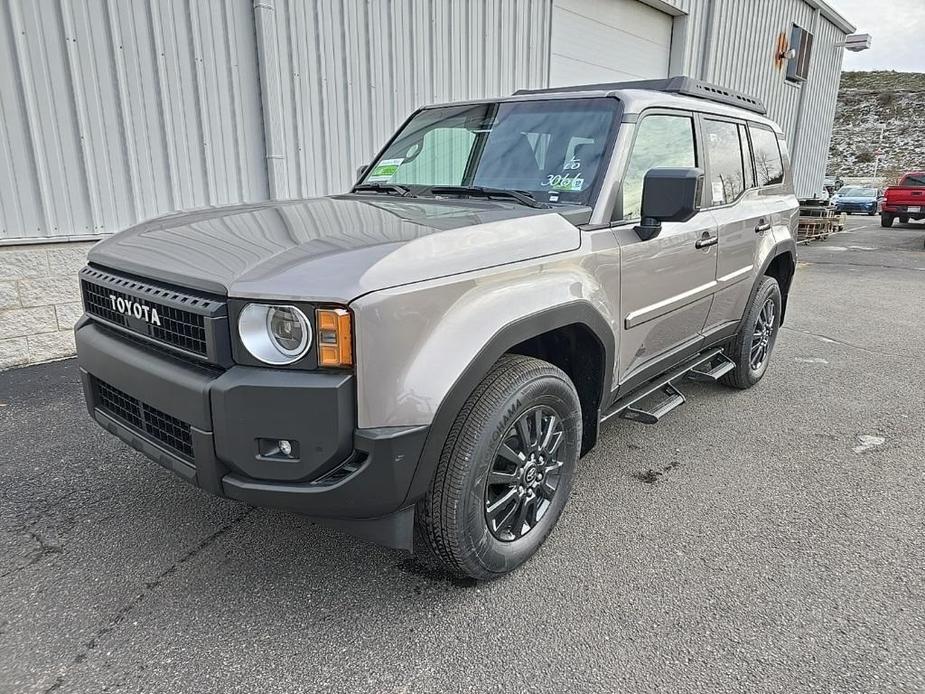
867,207,877,216
720,276,782,390
881,213,895,228
415,354,581,580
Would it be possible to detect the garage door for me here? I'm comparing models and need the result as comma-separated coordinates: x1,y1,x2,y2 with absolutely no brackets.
550,0,673,86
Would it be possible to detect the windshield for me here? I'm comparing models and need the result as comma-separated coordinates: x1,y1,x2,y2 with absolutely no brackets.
359,98,621,206
839,187,876,197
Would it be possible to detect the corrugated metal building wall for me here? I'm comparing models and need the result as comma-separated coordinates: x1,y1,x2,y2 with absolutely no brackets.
255,0,551,200
0,0,267,244
0,0,853,246
0,0,854,367
661,0,850,198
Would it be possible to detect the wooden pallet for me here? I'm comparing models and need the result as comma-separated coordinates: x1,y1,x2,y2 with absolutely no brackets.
796,206,847,242
797,216,834,242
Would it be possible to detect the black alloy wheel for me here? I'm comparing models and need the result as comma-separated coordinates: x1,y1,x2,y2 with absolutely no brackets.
484,405,565,541
719,276,782,390
749,298,776,371
415,355,581,580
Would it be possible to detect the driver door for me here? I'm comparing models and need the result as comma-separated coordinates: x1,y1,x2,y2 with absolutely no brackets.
611,111,718,387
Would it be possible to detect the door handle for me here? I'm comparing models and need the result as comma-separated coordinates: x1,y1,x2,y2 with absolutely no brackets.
755,219,772,233
695,234,718,249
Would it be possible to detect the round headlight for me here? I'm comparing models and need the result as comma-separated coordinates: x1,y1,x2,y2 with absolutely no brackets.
238,304,311,365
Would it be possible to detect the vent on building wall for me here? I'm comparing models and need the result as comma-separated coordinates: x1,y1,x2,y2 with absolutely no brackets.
787,24,814,82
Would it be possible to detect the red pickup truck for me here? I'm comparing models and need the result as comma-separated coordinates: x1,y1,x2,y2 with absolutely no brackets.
881,172,925,227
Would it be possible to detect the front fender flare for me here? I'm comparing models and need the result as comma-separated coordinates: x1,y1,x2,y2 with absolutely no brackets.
401,301,615,506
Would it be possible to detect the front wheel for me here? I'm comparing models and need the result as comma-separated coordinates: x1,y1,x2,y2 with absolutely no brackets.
720,276,782,390
881,213,895,228
415,355,581,580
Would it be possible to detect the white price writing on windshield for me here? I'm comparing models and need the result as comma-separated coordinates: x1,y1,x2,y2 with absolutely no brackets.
541,173,585,192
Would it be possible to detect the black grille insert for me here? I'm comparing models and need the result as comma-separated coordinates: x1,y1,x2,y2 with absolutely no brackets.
82,280,208,356
79,267,226,362
81,279,128,327
96,379,194,460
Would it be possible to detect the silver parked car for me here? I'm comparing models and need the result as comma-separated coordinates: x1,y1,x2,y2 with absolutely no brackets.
76,77,797,580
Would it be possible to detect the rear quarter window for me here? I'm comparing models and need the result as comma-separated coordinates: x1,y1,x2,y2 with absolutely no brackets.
748,125,784,187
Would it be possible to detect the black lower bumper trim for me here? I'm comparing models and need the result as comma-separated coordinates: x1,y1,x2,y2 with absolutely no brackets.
221,425,430,519
78,320,432,546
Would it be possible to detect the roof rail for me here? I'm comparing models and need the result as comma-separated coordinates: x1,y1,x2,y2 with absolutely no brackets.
514,76,767,115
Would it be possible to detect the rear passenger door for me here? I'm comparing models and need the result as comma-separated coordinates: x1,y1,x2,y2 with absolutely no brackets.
700,117,769,341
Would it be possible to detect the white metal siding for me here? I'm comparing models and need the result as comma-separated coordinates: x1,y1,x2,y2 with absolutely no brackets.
257,0,552,200
788,10,846,197
0,0,268,244
550,0,672,85
663,0,847,197
0,0,852,244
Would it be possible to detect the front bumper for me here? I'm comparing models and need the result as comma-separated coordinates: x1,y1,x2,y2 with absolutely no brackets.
76,321,428,547
835,202,877,213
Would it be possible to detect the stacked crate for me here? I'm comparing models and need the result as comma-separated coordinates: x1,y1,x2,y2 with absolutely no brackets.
797,202,846,242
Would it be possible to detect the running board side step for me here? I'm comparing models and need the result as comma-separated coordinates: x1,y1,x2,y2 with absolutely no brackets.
600,348,735,425
686,352,735,382
621,382,685,425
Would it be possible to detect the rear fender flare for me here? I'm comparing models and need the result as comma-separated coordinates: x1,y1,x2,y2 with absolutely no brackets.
744,238,796,328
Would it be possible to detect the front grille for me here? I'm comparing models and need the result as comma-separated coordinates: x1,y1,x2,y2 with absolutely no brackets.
82,279,128,327
80,266,227,363
96,379,194,460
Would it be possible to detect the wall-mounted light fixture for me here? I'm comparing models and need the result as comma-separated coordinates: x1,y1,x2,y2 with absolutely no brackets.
836,33,872,52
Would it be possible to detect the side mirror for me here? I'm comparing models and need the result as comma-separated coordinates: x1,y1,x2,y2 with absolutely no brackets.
356,164,369,180
634,167,704,241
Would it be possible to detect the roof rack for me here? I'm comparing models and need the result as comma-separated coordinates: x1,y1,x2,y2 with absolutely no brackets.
514,76,767,115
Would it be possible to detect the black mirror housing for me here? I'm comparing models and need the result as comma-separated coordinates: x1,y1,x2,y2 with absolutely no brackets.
356,164,369,180
634,167,704,241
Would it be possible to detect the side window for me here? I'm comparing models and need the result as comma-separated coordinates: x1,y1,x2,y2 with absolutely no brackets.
739,125,756,189
749,126,784,187
390,127,475,186
704,119,745,206
621,114,696,220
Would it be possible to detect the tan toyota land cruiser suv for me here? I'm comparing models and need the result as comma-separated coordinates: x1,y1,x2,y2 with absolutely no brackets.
76,78,797,580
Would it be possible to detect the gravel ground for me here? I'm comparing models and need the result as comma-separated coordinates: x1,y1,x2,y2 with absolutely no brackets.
1,216,923,694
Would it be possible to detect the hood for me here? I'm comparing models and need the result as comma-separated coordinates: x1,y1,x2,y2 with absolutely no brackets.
835,195,876,202
88,196,587,303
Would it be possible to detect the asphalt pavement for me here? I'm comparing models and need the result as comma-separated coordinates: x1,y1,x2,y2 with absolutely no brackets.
1,215,923,693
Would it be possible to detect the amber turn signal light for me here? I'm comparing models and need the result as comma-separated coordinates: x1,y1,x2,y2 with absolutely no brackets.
315,308,353,367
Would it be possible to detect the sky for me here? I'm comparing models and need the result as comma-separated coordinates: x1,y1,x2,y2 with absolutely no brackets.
830,0,925,72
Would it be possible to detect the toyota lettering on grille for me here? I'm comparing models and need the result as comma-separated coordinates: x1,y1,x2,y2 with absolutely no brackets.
109,294,162,326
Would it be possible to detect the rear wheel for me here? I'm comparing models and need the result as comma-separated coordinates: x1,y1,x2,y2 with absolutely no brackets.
881,213,895,228
720,276,782,390
415,355,581,580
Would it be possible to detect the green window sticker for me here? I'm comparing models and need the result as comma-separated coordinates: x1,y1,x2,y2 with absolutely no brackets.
367,158,404,182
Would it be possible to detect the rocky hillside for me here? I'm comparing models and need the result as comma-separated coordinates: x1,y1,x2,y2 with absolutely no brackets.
828,71,925,184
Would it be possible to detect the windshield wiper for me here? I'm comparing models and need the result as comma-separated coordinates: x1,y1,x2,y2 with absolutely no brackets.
353,183,416,197
427,185,548,209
